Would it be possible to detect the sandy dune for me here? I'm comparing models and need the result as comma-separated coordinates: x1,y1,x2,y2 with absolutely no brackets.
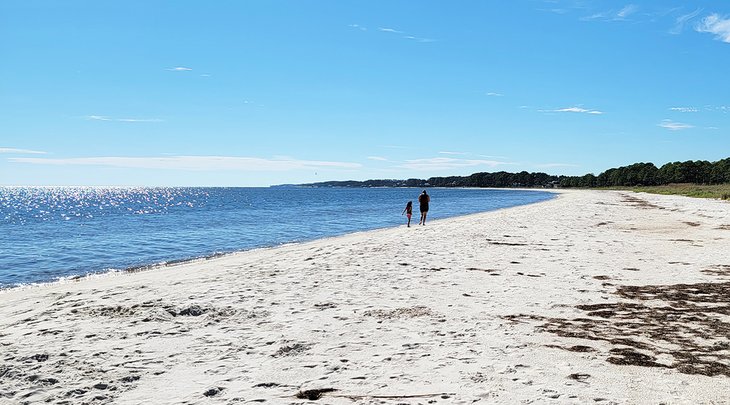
1,190,729,404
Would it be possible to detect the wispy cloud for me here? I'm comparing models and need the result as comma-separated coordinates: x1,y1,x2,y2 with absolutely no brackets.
486,92,504,97
354,26,435,43
402,35,435,43
670,8,703,34
479,154,509,159
540,106,604,115
9,156,362,171
0,147,47,155
399,157,511,170
581,12,611,21
167,67,192,71
367,156,388,161
438,151,468,156
540,8,570,15
669,107,698,113
617,4,638,18
696,14,730,43
658,119,694,131
581,4,639,22
86,115,163,123
348,24,367,31
379,27,403,34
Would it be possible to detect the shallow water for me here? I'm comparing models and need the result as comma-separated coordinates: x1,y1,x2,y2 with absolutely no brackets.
0,187,554,287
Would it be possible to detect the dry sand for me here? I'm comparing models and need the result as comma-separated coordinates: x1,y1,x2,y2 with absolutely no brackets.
1,190,729,405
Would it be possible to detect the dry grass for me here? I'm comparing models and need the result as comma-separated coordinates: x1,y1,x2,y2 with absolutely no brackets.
629,184,730,200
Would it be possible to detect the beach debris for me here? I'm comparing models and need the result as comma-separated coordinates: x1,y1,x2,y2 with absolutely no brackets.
273,343,310,357
486,239,530,246
506,280,730,377
253,382,280,388
466,267,500,274
545,344,595,353
606,348,667,368
295,388,337,400
27,353,49,362
620,195,663,209
203,386,224,397
293,389,455,401
172,304,206,316
362,306,434,319
469,372,490,383
568,373,590,381
120,375,140,383
702,264,730,277
313,302,336,310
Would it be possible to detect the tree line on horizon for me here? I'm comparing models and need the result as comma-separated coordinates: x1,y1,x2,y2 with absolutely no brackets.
298,157,730,188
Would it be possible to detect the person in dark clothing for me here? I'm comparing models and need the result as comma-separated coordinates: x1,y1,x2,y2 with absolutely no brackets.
402,201,413,227
418,190,430,225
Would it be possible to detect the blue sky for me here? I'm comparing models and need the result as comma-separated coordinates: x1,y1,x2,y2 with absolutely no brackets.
1,0,729,186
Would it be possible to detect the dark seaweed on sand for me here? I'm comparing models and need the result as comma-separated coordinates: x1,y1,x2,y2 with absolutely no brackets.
507,280,730,377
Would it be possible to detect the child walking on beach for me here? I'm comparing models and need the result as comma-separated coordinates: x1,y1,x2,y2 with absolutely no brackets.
402,201,413,227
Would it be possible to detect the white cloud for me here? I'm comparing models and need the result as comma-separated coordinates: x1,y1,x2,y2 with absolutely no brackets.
400,157,511,170
541,8,570,15
581,5,638,22
167,67,192,71
367,156,388,161
617,4,638,18
438,151,468,156
86,115,163,123
658,119,694,131
541,106,604,115
670,8,703,34
348,24,367,31
696,14,730,43
478,154,509,159
370,27,434,43
403,36,435,43
581,12,611,21
9,156,362,171
669,107,698,113
486,92,504,97
0,147,47,155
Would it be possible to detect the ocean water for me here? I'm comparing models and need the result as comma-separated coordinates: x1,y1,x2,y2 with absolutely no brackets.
0,187,554,287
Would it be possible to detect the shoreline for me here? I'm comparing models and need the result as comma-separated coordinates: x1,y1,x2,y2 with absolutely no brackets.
1,189,558,292
1,189,728,404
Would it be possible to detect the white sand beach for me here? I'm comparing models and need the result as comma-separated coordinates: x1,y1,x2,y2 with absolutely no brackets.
1,190,729,404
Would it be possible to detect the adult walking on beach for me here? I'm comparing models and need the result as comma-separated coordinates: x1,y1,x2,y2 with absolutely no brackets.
418,190,430,225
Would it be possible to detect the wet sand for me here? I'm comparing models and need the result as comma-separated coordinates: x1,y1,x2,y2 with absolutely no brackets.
1,190,729,404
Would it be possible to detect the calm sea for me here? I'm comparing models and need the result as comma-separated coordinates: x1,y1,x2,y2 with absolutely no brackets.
0,187,554,287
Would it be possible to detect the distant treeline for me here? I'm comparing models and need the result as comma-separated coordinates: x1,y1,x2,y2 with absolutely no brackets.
296,157,730,188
